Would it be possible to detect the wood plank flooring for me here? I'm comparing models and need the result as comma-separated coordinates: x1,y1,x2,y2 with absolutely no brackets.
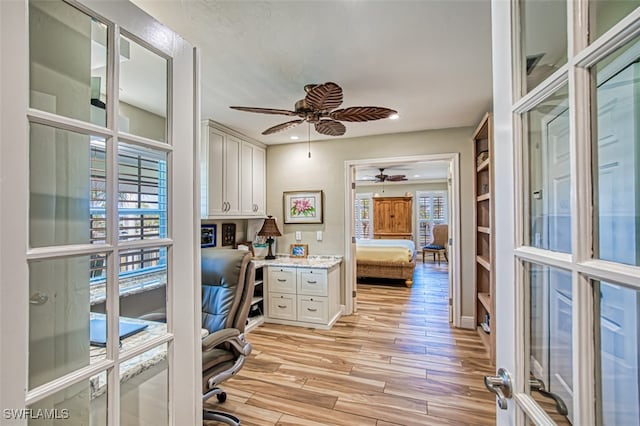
205,261,497,425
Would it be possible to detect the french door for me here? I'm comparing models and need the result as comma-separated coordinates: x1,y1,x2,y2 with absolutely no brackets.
492,0,640,425
0,0,199,424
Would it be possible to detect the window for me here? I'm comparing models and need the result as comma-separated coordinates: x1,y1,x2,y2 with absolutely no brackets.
89,140,168,284
355,193,373,239
416,191,447,247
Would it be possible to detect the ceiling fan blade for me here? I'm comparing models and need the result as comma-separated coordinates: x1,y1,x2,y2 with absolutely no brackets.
330,106,397,122
261,119,304,135
315,119,346,136
387,175,408,181
305,82,343,111
230,106,297,116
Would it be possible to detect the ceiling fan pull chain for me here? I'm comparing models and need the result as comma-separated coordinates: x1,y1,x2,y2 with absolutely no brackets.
308,122,311,158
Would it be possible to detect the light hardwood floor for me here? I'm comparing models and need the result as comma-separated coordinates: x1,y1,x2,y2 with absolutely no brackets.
205,260,497,425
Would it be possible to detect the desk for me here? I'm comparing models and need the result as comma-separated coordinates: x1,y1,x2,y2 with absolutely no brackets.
89,313,167,400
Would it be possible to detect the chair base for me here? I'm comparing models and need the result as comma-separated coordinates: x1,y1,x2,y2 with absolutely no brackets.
203,409,240,426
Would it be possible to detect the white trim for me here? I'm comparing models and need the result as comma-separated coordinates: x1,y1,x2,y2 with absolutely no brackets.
27,108,115,138
512,65,569,114
460,316,475,330
356,178,447,187
513,394,556,426
118,131,176,152
343,153,462,328
577,260,640,288
514,246,573,270
25,360,114,406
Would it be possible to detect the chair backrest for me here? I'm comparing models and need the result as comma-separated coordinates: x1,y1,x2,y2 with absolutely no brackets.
432,224,449,247
201,249,254,333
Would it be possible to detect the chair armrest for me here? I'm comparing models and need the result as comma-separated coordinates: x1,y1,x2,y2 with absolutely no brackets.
202,328,240,351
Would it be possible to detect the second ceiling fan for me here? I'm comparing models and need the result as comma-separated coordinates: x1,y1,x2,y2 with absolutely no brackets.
230,82,397,137
374,168,407,182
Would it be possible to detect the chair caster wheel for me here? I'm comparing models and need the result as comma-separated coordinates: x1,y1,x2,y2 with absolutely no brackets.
216,392,227,403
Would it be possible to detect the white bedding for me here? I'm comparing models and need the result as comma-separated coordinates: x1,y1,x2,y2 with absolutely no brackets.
356,239,415,263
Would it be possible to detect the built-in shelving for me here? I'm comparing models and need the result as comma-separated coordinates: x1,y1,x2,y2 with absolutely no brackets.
246,263,265,332
473,112,495,363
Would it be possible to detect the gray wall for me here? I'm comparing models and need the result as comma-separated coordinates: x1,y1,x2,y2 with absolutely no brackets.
266,126,476,318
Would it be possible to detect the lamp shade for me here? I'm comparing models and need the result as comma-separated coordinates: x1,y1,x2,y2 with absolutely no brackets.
257,216,282,237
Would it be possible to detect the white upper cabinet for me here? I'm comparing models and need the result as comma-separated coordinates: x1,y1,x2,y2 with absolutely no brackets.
241,141,266,216
201,121,266,218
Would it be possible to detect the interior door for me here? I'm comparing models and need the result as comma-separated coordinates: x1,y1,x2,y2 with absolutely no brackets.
0,0,198,423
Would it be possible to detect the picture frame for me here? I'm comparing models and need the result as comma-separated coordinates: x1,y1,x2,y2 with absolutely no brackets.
283,190,324,224
201,224,216,248
221,223,236,246
290,243,308,258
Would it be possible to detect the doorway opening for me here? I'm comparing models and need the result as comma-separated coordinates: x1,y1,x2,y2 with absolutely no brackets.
343,153,461,326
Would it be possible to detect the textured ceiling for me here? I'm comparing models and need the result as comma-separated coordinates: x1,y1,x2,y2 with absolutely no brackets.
132,0,493,145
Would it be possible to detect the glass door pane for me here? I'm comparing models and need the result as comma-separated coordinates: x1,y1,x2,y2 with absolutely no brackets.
592,34,640,266
527,262,573,424
521,0,568,93
29,0,108,127
594,280,640,426
525,85,572,253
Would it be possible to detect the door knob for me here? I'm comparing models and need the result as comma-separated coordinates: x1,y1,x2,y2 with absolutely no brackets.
484,367,513,410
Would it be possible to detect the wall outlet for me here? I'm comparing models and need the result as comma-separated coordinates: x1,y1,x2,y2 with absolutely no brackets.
316,231,323,241
295,231,302,241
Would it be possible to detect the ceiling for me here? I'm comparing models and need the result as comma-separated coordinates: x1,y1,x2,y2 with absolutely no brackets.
132,0,493,145
355,161,449,184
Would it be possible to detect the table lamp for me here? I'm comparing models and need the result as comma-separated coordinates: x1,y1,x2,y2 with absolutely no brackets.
257,215,281,260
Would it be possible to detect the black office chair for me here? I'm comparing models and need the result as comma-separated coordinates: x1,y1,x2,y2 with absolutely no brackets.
201,249,254,425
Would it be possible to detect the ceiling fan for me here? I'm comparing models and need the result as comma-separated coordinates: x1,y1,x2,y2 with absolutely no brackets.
373,168,407,182
230,82,397,137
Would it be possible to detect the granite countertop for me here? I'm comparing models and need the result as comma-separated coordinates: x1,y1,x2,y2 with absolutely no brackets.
252,255,342,269
90,313,167,399
90,279,166,306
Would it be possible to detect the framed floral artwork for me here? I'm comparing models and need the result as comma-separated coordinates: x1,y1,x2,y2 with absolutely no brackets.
283,190,323,224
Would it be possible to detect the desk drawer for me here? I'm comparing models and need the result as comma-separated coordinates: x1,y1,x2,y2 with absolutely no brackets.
268,293,296,320
268,267,296,293
296,268,328,296
297,295,328,324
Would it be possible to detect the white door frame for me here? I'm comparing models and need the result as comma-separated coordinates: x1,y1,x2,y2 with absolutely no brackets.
0,1,200,423
343,153,462,327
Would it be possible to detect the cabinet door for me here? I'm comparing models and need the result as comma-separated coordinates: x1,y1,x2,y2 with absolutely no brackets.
240,142,254,216
206,128,225,216
373,200,392,233
394,199,412,233
252,145,266,216
224,135,241,215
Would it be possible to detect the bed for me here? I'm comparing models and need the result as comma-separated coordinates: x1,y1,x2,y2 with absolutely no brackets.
356,239,416,287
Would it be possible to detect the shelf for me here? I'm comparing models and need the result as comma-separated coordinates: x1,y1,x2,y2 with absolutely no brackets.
477,292,492,314
477,326,491,352
476,158,490,172
251,296,263,304
477,226,490,234
476,255,491,271
246,315,264,332
477,193,491,202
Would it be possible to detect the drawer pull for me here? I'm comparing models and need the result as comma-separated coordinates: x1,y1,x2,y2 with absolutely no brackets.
277,304,287,309
277,278,287,282
307,308,318,312
306,280,318,284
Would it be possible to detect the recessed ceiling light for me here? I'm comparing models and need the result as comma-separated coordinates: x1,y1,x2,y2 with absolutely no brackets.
413,174,420,178
290,136,299,140
389,113,399,120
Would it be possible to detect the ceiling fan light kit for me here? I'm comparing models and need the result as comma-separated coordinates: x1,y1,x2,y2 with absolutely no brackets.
230,82,397,137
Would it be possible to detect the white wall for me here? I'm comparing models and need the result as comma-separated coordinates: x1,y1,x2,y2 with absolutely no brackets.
266,126,477,317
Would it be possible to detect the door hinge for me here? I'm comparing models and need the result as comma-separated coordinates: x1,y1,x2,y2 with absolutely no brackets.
449,237,453,246
351,182,356,190
449,297,453,306
352,236,356,244
352,290,357,297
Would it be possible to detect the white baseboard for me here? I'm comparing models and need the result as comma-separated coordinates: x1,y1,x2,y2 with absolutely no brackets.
460,316,475,330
